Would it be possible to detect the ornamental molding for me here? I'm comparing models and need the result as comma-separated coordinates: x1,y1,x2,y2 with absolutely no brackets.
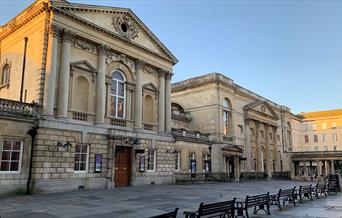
48,24,63,39
112,15,139,40
74,38,97,54
106,52,136,73
144,65,158,77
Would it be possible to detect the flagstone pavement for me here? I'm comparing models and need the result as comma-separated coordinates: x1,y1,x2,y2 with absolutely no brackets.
0,180,341,218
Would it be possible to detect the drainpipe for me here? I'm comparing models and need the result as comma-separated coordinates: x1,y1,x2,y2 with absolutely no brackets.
20,37,28,102
26,125,37,195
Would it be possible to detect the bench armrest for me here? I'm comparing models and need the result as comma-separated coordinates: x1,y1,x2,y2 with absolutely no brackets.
183,211,198,218
235,201,246,209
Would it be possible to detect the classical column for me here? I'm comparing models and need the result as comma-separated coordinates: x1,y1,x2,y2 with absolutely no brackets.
331,160,335,174
272,126,278,171
234,156,240,182
244,119,252,171
317,160,322,178
255,121,261,172
57,30,73,118
158,70,165,132
95,44,107,124
134,60,144,129
265,124,270,177
324,160,328,177
165,71,172,132
43,24,60,117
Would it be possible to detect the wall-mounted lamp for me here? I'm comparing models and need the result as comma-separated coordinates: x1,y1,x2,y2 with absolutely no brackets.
57,141,72,151
166,149,178,154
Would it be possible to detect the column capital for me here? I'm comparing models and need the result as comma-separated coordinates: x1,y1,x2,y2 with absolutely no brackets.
135,59,145,70
97,44,110,56
48,24,63,39
158,68,167,78
165,71,173,80
62,30,75,43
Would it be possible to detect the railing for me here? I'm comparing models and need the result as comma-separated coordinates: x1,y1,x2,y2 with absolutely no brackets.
143,123,154,131
0,98,35,118
72,112,88,121
110,118,127,127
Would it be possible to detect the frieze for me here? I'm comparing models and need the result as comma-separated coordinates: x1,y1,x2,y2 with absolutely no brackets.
75,38,97,54
112,15,139,40
144,65,158,77
106,51,136,73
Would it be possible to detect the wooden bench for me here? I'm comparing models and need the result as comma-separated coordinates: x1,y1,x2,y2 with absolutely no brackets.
150,208,179,218
235,193,270,218
270,186,296,210
312,182,328,198
297,184,313,202
183,199,236,218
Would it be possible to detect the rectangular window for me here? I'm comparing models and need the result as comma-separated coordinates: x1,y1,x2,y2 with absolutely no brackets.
304,135,309,143
238,125,243,135
322,134,327,142
304,124,308,132
260,130,264,138
147,149,156,171
277,135,280,142
223,111,229,135
0,139,23,173
334,146,338,151
333,133,338,142
332,122,337,129
250,128,254,136
188,152,196,171
313,135,318,143
74,144,88,172
269,133,273,140
322,123,327,130
312,124,317,131
202,153,209,172
175,151,180,171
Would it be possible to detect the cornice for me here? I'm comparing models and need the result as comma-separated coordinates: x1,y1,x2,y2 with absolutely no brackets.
51,6,176,65
0,1,49,41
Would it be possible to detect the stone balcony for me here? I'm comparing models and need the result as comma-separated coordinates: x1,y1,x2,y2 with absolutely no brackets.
0,98,36,119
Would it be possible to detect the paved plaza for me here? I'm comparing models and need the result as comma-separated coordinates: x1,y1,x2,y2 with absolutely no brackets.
0,180,341,218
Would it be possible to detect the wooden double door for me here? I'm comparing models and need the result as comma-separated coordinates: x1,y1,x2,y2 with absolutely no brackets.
114,146,132,187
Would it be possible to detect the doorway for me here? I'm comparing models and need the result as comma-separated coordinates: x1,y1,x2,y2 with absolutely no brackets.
226,157,235,181
114,146,132,187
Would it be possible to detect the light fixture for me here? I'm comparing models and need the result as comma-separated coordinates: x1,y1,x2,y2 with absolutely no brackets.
166,149,178,154
57,141,72,151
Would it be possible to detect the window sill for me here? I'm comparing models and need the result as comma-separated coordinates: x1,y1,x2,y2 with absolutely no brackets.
0,171,20,174
0,83,10,90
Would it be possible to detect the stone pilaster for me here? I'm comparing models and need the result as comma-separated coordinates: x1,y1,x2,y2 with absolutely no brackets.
331,160,335,174
244,119,251,171
272,126,278,171
255,121,261,172
158,69,165,132
95,44,107,124
265,124,270,177
43,24,61,117
57,30,74,118
134,60,144,129
165,71,172,132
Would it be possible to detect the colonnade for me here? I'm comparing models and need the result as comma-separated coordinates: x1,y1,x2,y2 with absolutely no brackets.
42,24,172,132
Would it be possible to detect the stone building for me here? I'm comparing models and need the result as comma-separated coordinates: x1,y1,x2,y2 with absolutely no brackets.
171,73,293,181
290,109,342,180
0,0,179,194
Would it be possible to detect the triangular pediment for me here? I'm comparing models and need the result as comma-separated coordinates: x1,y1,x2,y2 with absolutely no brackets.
143,82,158,93
222,144,243,153
70,60,98,73
244,101,279,120
52,2,177,64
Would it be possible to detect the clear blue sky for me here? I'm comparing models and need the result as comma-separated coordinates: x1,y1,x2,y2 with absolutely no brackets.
1,0,342,114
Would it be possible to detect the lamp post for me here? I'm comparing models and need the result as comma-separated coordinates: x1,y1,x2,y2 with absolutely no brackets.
208,145,212,173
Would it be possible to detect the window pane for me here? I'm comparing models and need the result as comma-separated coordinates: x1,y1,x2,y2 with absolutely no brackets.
110,96,117,116
81,145,88,153
118,82,124,97
0,162,9,171
75,144,81,153
11,152,20,161
1,151,10,161
13,141,21,150
113,71,124,81
74,163,80,171
117,98,124,118
75,154,80,162
10,162,19,171
3,141,11,150
111,80,117,95
81,154,87,162
80,163,86,171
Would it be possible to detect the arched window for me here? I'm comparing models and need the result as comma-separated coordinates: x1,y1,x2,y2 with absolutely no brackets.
1,64,10,85
144,95,153,124
110,71,126,119
222,98,232,135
